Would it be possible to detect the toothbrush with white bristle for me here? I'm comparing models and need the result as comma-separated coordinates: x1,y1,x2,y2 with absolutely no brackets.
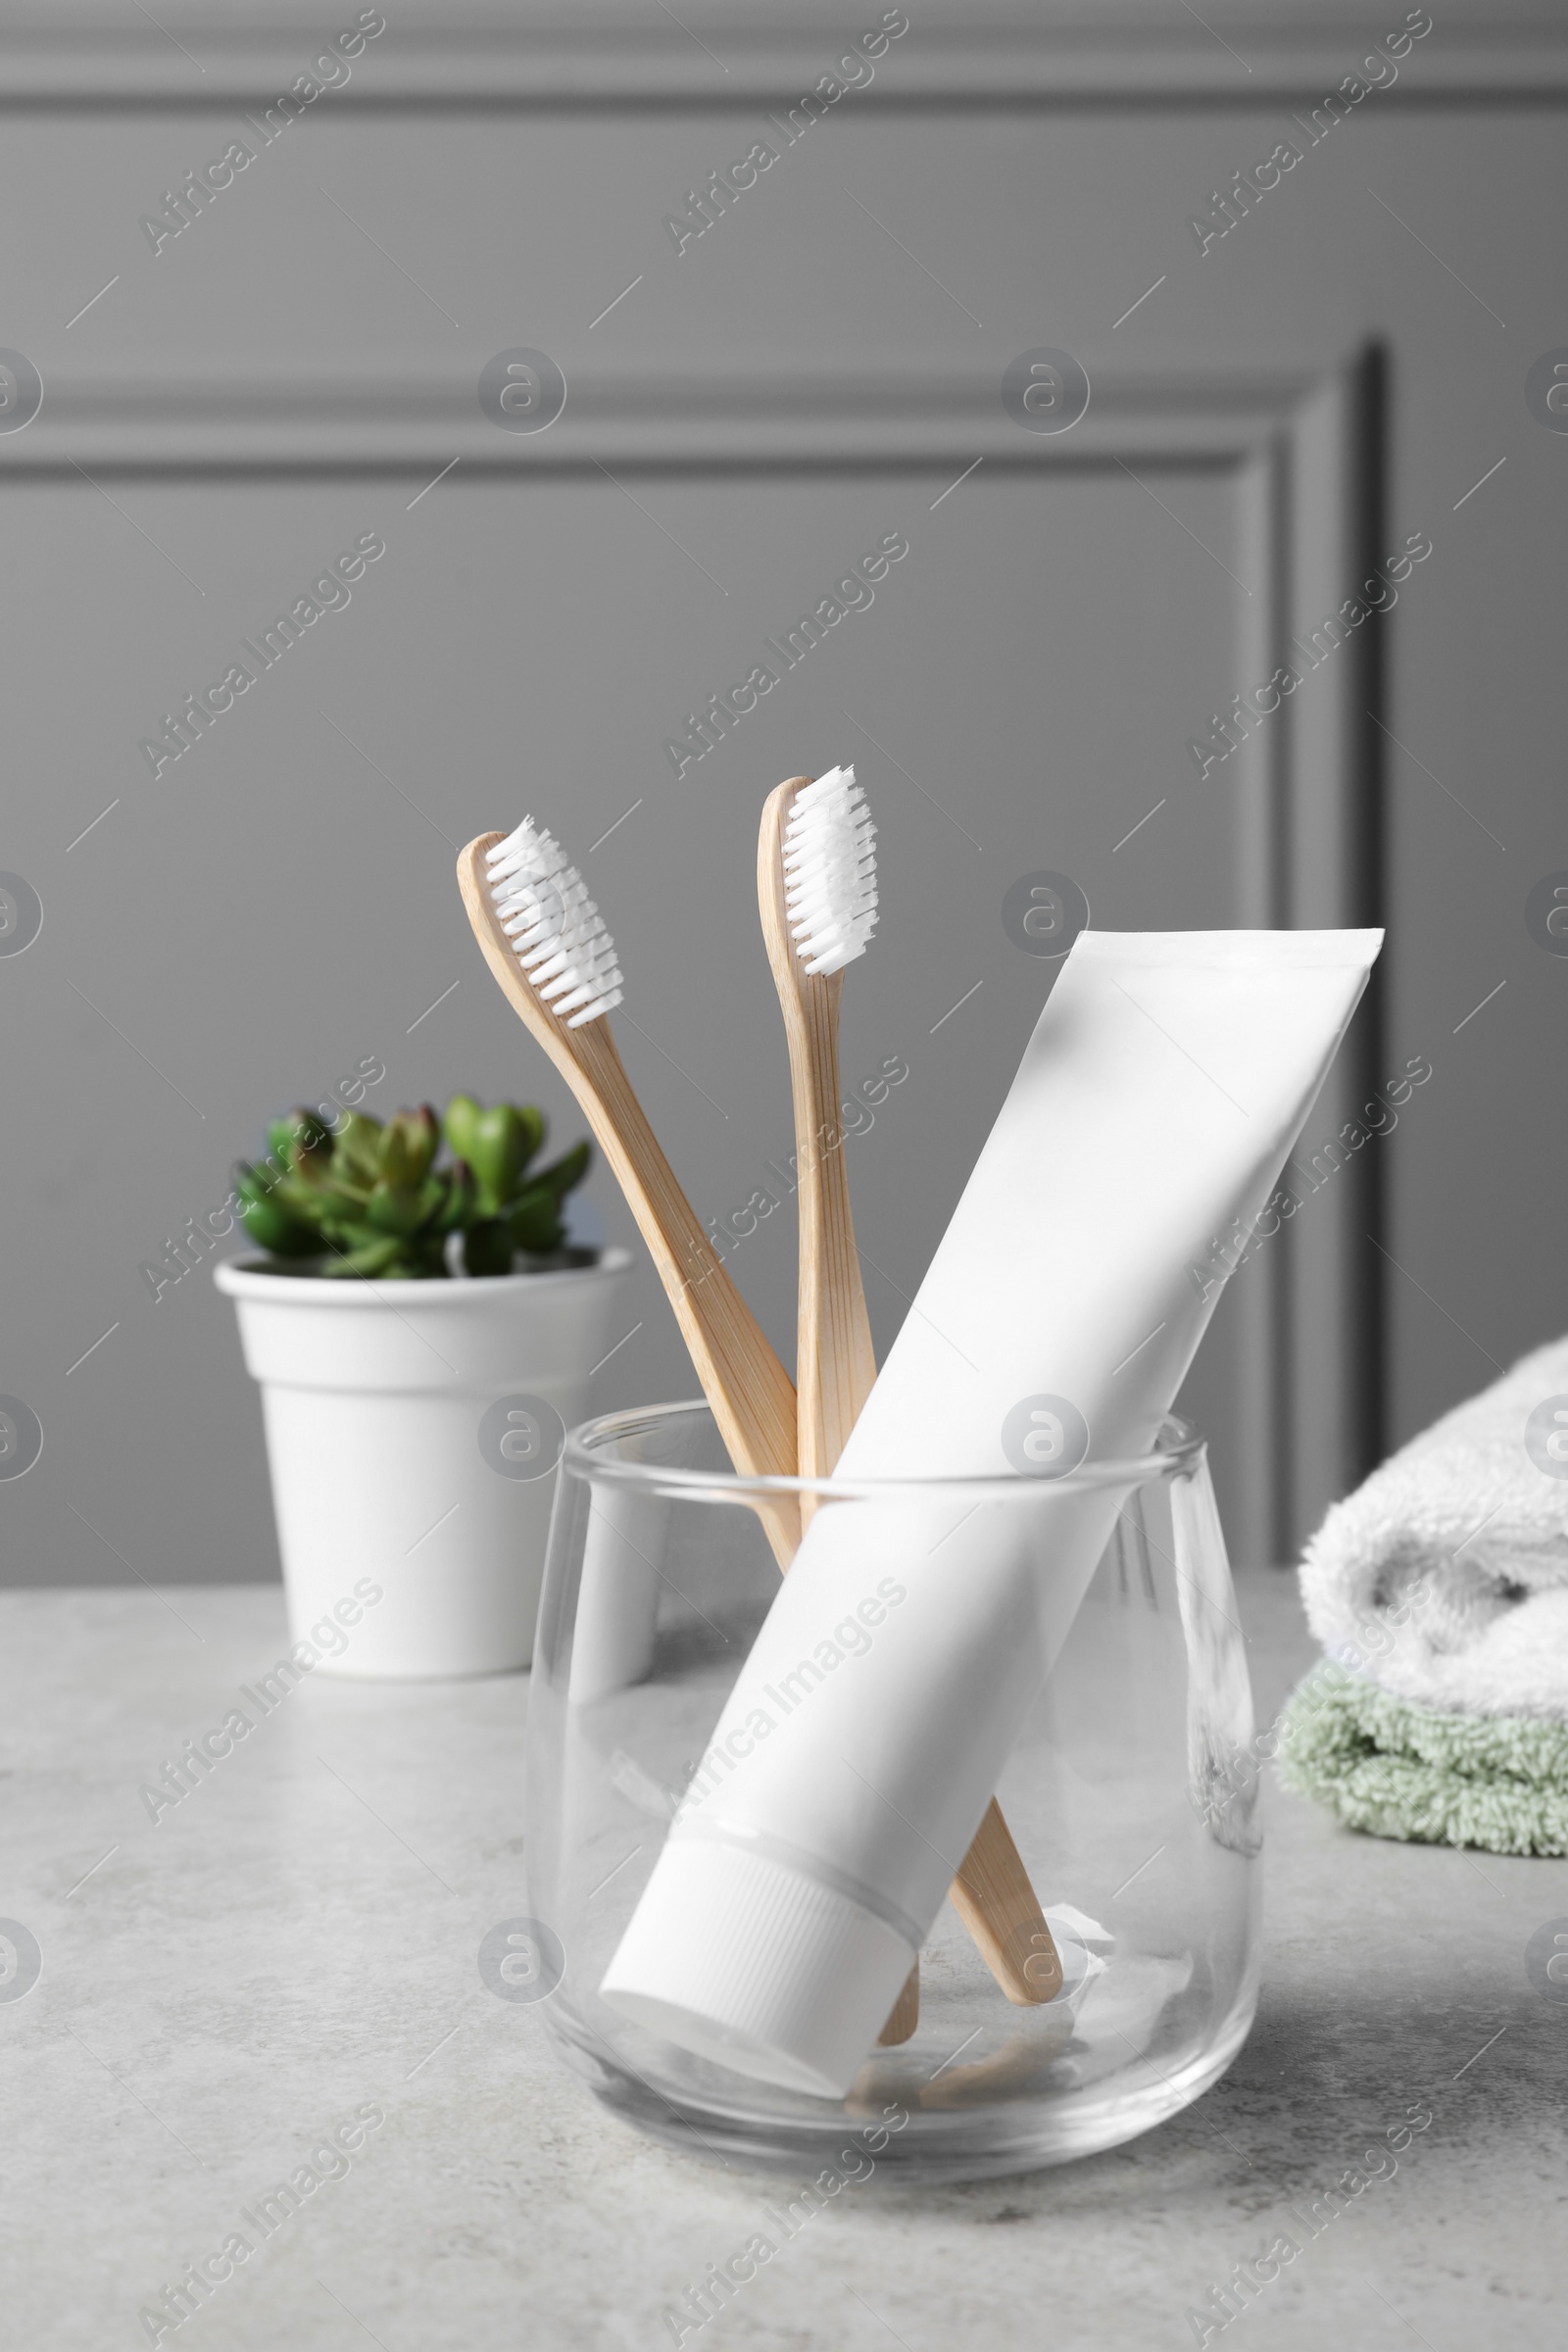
760,768,880,1506
760,768,1063,2027
457,818,800,1565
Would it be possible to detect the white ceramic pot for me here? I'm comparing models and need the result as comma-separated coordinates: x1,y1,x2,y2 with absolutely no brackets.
215,1250,632,1678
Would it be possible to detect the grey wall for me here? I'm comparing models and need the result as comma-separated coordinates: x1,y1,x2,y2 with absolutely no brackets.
2,3,1566,1583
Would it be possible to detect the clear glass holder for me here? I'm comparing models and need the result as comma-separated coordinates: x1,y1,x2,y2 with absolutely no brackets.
525,1401,1260,2185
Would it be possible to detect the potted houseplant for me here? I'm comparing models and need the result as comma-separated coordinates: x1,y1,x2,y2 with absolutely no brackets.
215,1099,630,1677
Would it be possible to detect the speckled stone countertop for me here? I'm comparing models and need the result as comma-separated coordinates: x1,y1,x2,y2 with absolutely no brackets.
3,1570,1563,2351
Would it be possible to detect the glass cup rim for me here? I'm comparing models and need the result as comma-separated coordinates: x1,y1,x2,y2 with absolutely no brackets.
563,1397,1206,1503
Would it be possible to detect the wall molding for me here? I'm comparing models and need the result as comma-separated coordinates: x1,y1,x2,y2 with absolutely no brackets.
0,19,1565,106
0,366,1347,472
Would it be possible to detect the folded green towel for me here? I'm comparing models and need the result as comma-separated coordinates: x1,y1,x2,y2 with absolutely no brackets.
1278,1663,1568,1856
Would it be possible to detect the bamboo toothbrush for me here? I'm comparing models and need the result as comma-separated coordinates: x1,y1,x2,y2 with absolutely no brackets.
760,767,1063,2014
457,819,800,1568
760,768,880,1529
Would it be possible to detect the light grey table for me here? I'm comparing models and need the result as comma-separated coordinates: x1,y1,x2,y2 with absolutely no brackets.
4,1571,1563,2352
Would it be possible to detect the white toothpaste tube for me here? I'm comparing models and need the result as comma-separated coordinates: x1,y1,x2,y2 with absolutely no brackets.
601,929,1381,2094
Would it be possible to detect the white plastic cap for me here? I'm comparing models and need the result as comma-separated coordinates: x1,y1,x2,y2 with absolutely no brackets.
598,1837,916,2099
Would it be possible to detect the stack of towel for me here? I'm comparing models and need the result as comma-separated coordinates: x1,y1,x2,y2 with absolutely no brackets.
1280,1338,1568,1855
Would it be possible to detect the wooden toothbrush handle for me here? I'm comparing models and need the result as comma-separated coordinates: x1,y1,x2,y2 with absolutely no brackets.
951,1800,1064,2003
879,1966,921,2047
570,1022,802,1568
790,974,879,1527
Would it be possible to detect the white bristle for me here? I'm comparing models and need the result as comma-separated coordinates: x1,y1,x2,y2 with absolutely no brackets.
485,816,624,1028
781,763,878,977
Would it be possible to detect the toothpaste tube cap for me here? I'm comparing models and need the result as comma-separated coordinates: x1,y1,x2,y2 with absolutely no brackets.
599,1836,914,2099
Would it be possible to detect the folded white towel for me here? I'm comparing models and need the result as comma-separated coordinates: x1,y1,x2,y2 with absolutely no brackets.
1298,1337,1568,1719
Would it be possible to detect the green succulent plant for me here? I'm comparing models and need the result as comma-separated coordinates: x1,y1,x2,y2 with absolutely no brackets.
235,1097,592,1279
